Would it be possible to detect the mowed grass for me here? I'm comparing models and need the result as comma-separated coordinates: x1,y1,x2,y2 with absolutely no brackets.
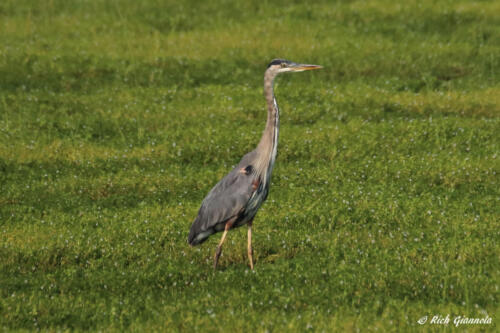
1,0,499,331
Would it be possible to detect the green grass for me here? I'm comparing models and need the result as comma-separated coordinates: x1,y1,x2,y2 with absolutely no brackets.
1,0,499,331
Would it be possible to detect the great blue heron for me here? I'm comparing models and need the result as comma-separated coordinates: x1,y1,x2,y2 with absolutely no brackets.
188,59,322,269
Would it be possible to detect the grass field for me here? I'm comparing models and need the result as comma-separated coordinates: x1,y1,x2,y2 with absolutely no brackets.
1,0,499,331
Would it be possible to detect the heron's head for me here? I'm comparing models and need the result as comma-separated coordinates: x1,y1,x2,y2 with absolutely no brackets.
266,59,322,75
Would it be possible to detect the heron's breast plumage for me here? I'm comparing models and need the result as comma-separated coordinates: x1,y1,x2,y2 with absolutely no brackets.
238,178,268,227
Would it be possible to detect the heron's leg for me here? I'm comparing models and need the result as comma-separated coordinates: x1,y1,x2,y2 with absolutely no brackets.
213,220,233,269
247,220,254,270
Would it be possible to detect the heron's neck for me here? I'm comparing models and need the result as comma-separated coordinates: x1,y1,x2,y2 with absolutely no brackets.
255,71,280,182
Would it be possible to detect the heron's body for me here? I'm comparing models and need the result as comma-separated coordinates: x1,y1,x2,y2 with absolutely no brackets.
187,150,264,244
187,59,321,269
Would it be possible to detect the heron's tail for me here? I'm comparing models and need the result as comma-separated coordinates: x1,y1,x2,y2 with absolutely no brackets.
187,216,213,246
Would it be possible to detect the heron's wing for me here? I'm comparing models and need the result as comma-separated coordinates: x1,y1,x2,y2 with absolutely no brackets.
188,152,258,245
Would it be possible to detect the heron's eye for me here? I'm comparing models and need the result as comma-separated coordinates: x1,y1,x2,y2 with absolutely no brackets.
280,63,287,68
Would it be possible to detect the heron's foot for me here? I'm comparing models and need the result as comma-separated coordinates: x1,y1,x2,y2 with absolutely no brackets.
213,245,222,269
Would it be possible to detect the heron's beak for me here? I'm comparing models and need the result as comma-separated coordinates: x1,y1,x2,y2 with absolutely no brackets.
290,63,323,72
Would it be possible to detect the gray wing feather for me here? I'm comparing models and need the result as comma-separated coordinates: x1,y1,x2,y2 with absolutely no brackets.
188,151,257,245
